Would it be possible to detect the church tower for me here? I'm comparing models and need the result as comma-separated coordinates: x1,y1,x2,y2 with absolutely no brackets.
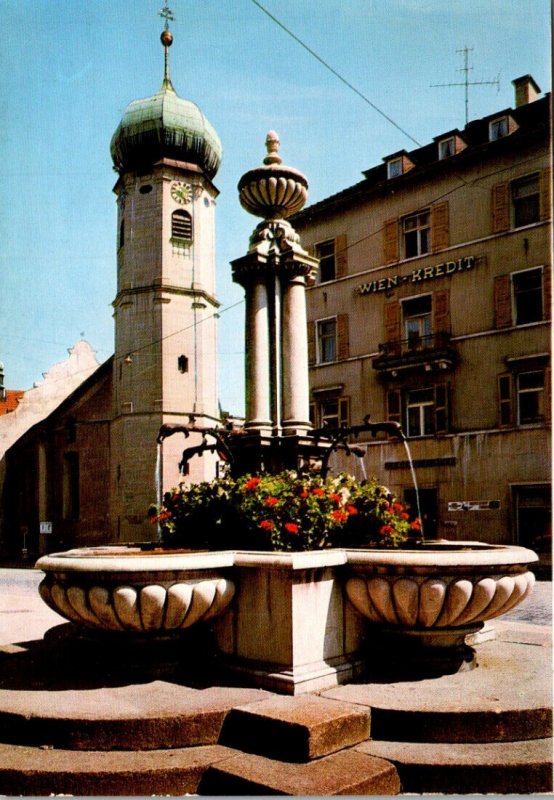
109,13,222,542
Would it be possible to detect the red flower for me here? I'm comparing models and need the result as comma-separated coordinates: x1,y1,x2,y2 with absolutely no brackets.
259,519,275,531
284,522,299,534
346,505,358,515
380,524,395,536
410,519,422,531
328,493,341,504
299,490,309,498
332,509,348,523
393,502,403,512
312,487,325,496
401,512,410,520
264,496,279,507
243,477,262,492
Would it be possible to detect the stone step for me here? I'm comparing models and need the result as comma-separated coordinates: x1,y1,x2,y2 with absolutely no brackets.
200,748,401,795
356,737,553,794
322,637,552,743
220,695,370,761
0,742,236,796
0,682,274,750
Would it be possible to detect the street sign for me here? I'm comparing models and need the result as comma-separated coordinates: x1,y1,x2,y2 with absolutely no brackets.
39,521,53,534
447,501,500,512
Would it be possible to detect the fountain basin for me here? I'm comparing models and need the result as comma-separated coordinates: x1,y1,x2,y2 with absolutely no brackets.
36,547,236,635
345,542,538,675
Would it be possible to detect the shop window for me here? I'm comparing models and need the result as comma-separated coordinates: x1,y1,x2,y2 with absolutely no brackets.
438,137,455,160
489,116,508,141
316,318,337,364
315,240,336,282
171,210,192,242
402,295,432,345
513,267,543,325
402,210,430,258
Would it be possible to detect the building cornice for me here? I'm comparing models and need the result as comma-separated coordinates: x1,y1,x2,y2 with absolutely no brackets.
112,283,220,309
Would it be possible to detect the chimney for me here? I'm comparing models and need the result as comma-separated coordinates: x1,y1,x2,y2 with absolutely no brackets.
512,75,541,107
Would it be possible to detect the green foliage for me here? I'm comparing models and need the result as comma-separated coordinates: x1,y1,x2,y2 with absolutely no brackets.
150,472,419,552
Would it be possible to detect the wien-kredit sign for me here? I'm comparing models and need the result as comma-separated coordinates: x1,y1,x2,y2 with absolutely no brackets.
356,255,476,295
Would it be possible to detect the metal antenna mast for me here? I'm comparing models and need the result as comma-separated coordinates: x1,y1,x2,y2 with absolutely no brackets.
431,46,500,125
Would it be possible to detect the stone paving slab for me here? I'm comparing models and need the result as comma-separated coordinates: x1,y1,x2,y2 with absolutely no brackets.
356,737,553,794
220,694,370,761
0,680,274,750
199,747,401,795
0,742,236,796
322,638,552,743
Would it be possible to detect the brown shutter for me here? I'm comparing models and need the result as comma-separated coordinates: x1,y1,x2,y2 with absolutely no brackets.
383,218,399,264
384,301,401,345
337,314,350,360
543,267,551,321
434,383,449,434
494,274,512,328
307,321,316,365
433,289,451,334
545,367,551,424
335,234,348,278
492,183,510,233
431,201,449,252
339,397,350,427
498,373,514,427
387,389,402,425
540,167,552,221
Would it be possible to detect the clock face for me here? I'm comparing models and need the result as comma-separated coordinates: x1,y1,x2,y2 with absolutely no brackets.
171,182,192,205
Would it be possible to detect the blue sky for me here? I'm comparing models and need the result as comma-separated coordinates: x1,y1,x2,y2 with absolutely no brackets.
1,0,550,414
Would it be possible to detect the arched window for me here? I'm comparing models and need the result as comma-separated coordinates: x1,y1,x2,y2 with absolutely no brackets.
172,210,193,242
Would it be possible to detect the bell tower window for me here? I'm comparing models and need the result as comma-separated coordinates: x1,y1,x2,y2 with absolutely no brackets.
171,209,193,242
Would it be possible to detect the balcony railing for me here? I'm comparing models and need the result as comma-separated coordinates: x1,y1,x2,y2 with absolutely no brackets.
373,332,457,374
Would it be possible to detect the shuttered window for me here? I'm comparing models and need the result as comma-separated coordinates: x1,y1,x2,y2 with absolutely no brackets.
494,274,512,328
383,219,399,264
498,373,514,427
492,183,510,233
335,234,348,278
337,314,350,360
431,202,449,252
433,290,450,334
172,210,193,241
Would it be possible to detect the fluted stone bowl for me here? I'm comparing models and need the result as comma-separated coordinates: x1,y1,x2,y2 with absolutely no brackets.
345,542,538,673
36,547,236,636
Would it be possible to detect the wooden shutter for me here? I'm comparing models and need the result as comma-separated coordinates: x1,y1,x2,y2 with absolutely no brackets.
545,367,551,424
497,373,514,427
492,183,510,233
387,389,402,425
337,314,350,360
433,289,451,334
434,384,449,434
384,302,401,348
335,234,348,278
494,274,512,328
543,267,551,321
540,167,552,221
307,321,316,366
339,398,350,427
431,201,450,252
383,218,399,264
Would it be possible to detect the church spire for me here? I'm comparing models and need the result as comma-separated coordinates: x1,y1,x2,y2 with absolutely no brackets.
159,3,176,91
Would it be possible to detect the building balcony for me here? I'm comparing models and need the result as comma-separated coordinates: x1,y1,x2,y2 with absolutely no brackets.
373,332,457,377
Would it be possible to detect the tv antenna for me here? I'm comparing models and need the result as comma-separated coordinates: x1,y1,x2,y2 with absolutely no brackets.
431,46,500,126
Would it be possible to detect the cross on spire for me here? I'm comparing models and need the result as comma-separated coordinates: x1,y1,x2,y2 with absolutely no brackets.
159,3,175,31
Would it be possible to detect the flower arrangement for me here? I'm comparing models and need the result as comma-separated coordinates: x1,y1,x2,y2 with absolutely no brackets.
149,471,420,552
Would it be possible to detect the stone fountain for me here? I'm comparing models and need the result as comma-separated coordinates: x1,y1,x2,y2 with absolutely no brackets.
35,132,538,693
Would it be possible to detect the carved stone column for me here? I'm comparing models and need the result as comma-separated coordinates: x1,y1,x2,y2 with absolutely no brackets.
282,272,311,435
245,278,272,430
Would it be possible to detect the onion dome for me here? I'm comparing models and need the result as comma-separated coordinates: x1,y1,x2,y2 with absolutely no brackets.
110,29,222,179
238,131,308,220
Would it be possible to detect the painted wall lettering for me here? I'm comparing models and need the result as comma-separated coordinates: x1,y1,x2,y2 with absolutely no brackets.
356,255,476,295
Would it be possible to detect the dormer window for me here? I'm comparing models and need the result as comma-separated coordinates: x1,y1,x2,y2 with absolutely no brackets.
387,158,403,179
438,137,455,160
489,116,509,141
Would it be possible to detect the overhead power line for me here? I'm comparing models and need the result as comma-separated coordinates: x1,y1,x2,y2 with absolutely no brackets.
249,0,422,147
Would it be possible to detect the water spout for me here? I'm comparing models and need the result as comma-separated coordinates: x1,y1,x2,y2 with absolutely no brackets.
402,438,424,540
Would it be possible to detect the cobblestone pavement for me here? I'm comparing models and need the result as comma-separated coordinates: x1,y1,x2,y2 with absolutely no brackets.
502,577,551,625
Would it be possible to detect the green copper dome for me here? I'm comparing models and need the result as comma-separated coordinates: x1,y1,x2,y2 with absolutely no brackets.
110,81,222,179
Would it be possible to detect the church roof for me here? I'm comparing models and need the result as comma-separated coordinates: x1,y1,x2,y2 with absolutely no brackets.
110,29,221,179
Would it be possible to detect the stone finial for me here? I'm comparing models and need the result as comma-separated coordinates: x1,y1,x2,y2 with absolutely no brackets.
264,131,282,165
